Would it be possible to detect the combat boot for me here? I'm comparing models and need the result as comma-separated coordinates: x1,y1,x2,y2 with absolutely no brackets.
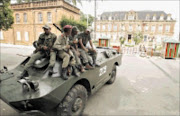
80,65,85,73
18,70,29,79
48,67,54,76
85,64,93,70
93,60,100,67
61,68,68,80
72,66,80,77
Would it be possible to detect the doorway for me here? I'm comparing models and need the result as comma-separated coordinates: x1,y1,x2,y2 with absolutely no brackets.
128,34,132,43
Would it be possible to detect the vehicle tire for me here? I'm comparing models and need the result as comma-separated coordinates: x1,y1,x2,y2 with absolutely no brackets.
106,65,117,84
57,84,88,116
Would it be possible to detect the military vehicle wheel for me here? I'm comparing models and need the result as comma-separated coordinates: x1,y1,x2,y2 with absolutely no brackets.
107,65,117,84
57,84,88,116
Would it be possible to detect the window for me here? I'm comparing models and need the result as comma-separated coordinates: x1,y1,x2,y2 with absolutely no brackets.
23,13,27,23
113,25,117,31
97,25,100,31
121,24,125,31
160,16,164,20
47,12,52,23
158,25,163,32
167,16,171,21
113,34,116,41
108,16,112,20
165,25,170,32
38,12,43,23
128,15,134,20
151,25,155,32
16,14,20,23
129,25,133,31
102,25,106,31
24,32,29,41
145,25,149,31
146,15,150,20
108,24,112,31
0,31,4,40
17,32,21,41
153,16,156,20
137,25,141,31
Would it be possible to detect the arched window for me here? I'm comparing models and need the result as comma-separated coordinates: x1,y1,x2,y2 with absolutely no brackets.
47,12,52,23
38,12,43,23
23,13,27,23
16,13,20,23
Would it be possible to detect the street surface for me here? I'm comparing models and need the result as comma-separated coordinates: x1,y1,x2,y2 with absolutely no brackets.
0,45,179,115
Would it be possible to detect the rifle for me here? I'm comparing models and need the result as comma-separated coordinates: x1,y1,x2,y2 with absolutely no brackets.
53,23,63,33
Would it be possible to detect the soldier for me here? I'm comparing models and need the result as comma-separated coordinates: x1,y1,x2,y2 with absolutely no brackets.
53,25,79,80
69,26,85,73
78,28,98,69
18,24,57,79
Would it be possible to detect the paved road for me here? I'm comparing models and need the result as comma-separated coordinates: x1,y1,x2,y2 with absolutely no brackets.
0,46,179,115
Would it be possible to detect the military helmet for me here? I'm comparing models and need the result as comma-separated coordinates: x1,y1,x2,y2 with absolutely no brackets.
43,24,51,30
72,26,78,32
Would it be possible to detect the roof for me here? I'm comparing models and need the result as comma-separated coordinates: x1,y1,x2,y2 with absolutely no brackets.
100,10,174,21
164,39,180,43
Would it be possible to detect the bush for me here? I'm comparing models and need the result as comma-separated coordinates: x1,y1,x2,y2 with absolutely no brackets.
59,17,87,32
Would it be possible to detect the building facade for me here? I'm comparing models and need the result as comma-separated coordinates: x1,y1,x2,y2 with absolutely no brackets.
0,0,80,45
95,10,176,46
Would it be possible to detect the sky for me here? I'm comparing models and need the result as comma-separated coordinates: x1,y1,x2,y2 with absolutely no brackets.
77,0,179,39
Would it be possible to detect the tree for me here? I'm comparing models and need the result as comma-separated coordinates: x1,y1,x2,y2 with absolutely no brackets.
133,33,143,45
60,16,87,32
80,12,94,26
0,0,14,30
119,37,125,45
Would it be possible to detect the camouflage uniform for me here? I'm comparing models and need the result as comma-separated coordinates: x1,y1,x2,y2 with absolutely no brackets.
53,33,76,68
69,35,81,66
77,32,97,64
24,33,57,71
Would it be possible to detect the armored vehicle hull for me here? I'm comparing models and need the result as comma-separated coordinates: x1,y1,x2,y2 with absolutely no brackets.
0,47,122,116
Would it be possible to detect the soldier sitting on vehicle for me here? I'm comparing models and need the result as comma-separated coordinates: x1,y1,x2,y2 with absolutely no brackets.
18,24,57,79
77,28,98,69
69,26,85,73
53,25,79,80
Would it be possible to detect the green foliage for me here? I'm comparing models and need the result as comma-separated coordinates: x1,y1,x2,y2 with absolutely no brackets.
133,33,143,45
119,37,125,45
59,17,87,32
125,44,134,47
80,12,94,26
0,0,14,30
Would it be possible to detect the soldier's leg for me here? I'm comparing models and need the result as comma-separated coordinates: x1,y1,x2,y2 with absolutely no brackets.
59,52,70,68
58,51,70,80
24,51,45,71
88,49,98,66
69,50,79,77
49,51,56,68
69,50,76,66
79,49,88,64
18,52,45,79
48,51,56,76
79,49,93,70
72,49,81,66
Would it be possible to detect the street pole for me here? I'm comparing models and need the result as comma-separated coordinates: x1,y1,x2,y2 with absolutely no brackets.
87,14,88,27
94,0,96,40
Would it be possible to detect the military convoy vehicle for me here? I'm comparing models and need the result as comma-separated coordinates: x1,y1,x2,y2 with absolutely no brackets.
0,46,122,116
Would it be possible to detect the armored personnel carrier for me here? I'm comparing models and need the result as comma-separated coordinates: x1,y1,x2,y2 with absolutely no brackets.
0,47,122,116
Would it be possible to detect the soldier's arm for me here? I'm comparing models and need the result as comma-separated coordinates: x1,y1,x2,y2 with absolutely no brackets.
79,39,87,52
53,35,68,51
37,34,44,49
89,40,94,50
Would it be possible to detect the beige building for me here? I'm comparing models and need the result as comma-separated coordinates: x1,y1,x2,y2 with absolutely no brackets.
95,10,176,45
0,0,80,45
